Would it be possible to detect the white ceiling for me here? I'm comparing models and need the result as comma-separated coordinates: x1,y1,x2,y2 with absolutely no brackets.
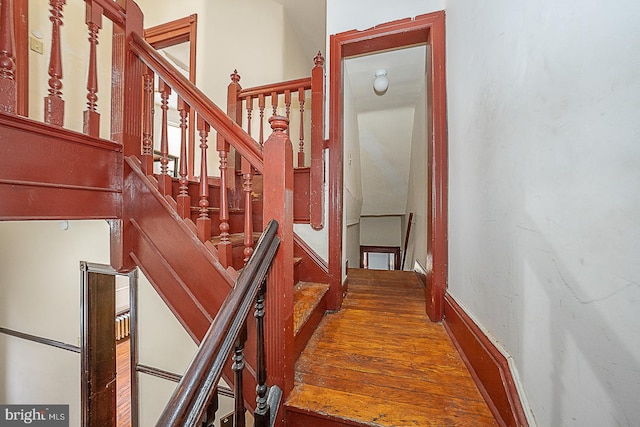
345,46,427,216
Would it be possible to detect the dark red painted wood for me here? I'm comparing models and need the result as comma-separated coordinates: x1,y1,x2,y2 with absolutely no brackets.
310,52,325,230
13,0,28,117
0,113,121,220
44,0,65,126
197,115,212,244
297,87,305,167
262,117,295,422
158,79,172,196
293,167,311,223
293,234,330,285
141,68,154,174
83,0,102,137
109,0,143,272
242,157,254,264
0,0,17,114
329,11,449,319
176,98,191,219
444,294,529,427
144,14,197,178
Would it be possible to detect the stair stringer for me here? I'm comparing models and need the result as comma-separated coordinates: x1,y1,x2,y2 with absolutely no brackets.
123,156,258,408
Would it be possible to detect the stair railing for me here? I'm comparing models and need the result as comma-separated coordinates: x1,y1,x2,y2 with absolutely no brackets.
226,53,325,230
1,0,297,413
157,219,282,427
129,14,296,407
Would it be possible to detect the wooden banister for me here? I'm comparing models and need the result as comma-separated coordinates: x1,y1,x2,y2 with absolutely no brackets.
0,0,17,114
156,220,281,427
129,32,264,173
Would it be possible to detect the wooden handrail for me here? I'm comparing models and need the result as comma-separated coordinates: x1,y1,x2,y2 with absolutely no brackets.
129,32,264,174
156,220,280,427
91,0,126,28
239,77,311,99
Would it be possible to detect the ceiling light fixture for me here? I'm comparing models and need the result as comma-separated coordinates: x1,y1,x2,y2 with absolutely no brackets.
373,70,388,95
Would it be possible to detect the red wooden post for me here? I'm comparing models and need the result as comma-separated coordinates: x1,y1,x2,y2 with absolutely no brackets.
226,70,242,207
242,157,253,264
297,87,305,167
109,0,144,273
141,68,154,174
262,116,295,405
176,97,191,219
44,0,66,126
158,79,172,196
310,51,325,230
0,0,17,114
196,114,211,243
217,132,232,268
83,0,102,137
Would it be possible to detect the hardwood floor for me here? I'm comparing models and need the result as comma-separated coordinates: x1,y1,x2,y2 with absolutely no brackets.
286,268,498,426
116,338,131,427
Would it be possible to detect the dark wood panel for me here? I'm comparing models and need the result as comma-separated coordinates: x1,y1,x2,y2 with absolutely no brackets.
87,272,116,427
293,167,311,223
444,294,529,427
286,269,497,427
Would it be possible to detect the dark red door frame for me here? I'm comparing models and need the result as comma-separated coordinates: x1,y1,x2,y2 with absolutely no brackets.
328,11,448,321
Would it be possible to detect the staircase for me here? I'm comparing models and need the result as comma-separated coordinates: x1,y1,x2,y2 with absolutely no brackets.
0,0,331,425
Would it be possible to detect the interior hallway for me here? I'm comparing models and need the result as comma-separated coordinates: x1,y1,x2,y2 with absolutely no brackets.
286,268,497,426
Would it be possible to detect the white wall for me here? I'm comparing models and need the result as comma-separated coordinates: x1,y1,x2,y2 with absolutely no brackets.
446,0,640,425
28,0,113,138
0,220,111,427
403,74,428,270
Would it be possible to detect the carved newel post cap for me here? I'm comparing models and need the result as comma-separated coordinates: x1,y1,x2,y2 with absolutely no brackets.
230,69,241,83
269,115,289,132
314,51,325,67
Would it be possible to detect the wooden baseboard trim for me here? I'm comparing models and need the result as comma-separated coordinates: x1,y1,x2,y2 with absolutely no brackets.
443,293,529,427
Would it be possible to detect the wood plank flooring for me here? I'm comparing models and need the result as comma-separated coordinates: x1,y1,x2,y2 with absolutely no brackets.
116,338,131,427
286,268,498,427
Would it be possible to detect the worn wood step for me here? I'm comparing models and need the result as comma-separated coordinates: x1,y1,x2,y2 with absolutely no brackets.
285,269,498,427
293,282,329,336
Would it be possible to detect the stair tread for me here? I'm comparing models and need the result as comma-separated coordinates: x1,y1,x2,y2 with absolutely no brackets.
210,231,262,246
293,282,329,336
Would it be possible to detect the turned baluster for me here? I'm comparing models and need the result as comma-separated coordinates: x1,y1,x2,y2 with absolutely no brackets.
196,115,211,243
176,98,191,219
242,157,254,264
271,91,278,117
298,87,306,167
217,135,232,267
141,68,154,174
158,79,172,196
233,325,247,427
253,280,270,427
245,96,253,137
44,0,65,126
258,94,265,146
83,1,102,136
0,0,17,113
284,90,291,135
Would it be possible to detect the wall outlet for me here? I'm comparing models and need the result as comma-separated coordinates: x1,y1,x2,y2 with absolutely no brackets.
30,37,43,54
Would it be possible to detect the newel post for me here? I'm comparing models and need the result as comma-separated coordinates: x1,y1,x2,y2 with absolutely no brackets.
262,116,295,412
226,70,243,206
310,51,325,230
109,0,144,273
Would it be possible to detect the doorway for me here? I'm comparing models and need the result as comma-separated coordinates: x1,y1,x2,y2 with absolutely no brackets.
80,262,138,427
328,11,448,321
